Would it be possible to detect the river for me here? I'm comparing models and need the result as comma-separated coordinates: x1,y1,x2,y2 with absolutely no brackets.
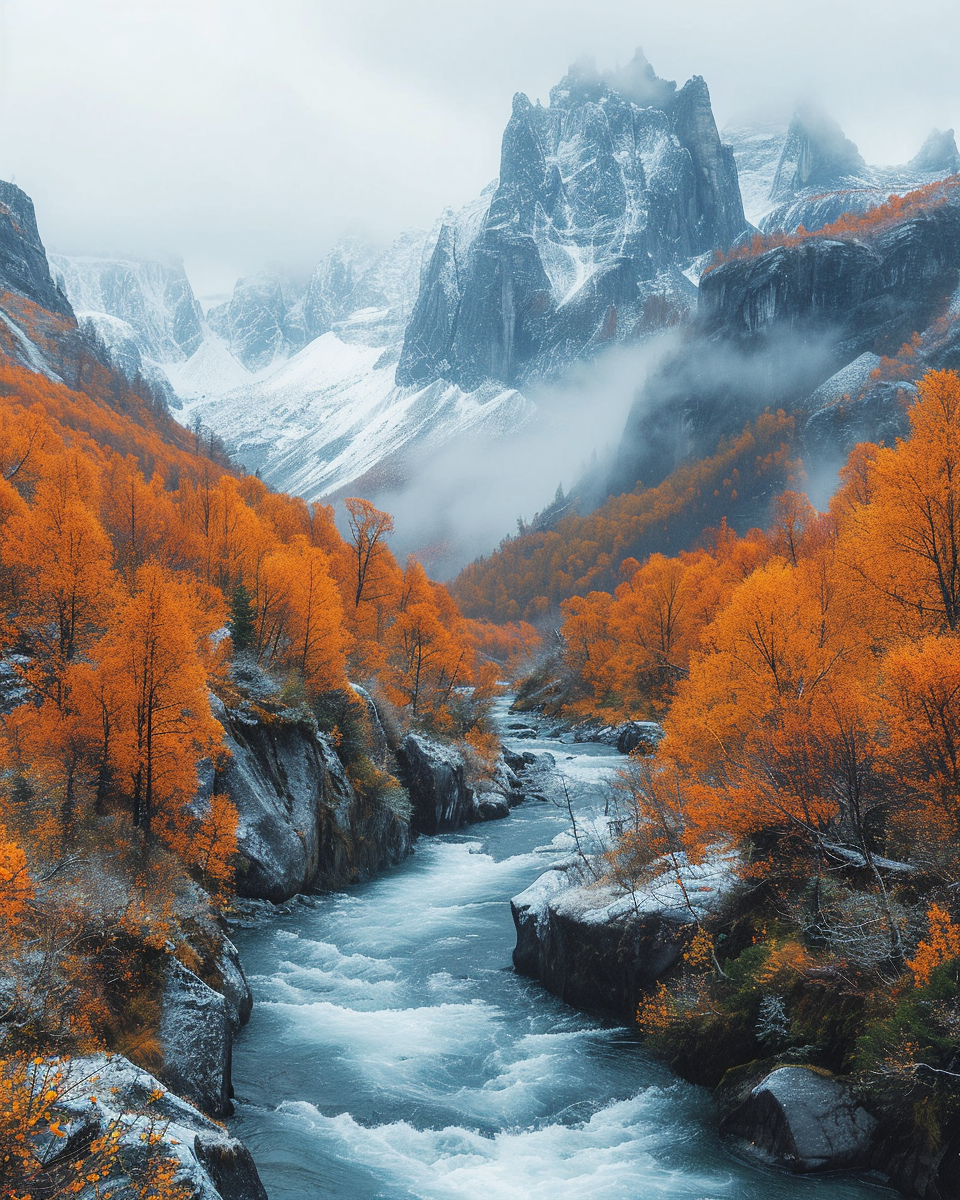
228,701,891,1200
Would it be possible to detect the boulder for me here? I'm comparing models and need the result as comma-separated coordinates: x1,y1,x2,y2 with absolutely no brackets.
159,960,232,1117
54,1053,267,1200
492,755,526,806
721,1066,877,1173
512,854,737,1015
214,936,253,1032
215,696,412,902
396,733,477,834
477,793,511,821
616,720,665,755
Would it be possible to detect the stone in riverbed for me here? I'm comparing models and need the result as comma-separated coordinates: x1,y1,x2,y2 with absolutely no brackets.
721,1066,877,1172
511,853,738,1015
616,720,665,755
477,793,511,820
158,960,232,1117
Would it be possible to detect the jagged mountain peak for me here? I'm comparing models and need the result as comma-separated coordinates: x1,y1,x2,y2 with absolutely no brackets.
910,127,960,175
397,56,745,392
548,49,678,113
770,104,867,200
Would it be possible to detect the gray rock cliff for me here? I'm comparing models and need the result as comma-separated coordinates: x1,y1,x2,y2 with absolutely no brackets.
397,52,746,392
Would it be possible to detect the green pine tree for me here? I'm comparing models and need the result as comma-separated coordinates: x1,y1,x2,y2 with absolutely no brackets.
229,581,257,655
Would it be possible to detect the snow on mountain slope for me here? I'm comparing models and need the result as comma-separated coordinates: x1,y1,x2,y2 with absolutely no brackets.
182,331,536,502
724,112,960,233
51,254,203,362
164,336,254,400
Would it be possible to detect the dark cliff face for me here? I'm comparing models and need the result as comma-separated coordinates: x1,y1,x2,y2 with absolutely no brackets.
397,54,746,393
769,106,868,202
0,180,73,318
614,204,960,493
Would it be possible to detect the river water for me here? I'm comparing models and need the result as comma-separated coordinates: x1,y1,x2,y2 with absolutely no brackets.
228,702,890,1200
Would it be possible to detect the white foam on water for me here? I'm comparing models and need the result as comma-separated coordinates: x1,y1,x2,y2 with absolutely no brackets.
276,1091,731,1200
261,998,504,1069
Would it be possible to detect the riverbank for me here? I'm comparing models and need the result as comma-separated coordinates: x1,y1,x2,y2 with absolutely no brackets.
221,702,890,1200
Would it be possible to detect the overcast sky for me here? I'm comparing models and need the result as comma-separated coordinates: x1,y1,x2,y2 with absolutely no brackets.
2,0,958,296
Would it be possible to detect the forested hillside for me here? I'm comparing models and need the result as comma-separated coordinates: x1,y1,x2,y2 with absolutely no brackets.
0,354,516,1196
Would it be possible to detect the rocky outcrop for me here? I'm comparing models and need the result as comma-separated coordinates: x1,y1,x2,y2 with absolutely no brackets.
721,1066,877,1173
511,854,736,1015
55,1053,267,1200
397,52,746,392
158,960,233,1117
395,733,477,834
207,271,307,371
616,720,665,755
0,180,72,318
216,699,413,902
212,935,253,1033
770,106,868,202
910,128,960,176
614,201,960,494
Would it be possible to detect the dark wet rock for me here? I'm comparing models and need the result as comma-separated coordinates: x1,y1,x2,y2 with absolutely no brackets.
0,180,72,317
477,793,511,820
721,1066,876,1173
55,1053,267,1200
616,721,665,755
395,733,477,834
158,960,232,1117
492,756,525,806
511,855,736,1016
213,936,253,1033
215,695,412,903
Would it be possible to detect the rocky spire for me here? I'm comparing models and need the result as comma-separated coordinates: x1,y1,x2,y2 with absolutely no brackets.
909,128,960,175
770,105,867,200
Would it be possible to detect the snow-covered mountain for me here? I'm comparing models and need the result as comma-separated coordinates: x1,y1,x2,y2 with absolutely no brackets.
51,254,203,361
724,108,960,231
171,52,747,571
398,52,746,391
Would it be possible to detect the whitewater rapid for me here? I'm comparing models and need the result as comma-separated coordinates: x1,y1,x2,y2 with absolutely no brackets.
228,704,888,1200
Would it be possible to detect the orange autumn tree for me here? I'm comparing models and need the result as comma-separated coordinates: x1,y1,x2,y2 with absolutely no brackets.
96,563,224,834
663,554,874,856
842,370,960,639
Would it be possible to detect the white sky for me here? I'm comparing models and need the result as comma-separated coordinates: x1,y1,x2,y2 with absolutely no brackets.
1,0,957,295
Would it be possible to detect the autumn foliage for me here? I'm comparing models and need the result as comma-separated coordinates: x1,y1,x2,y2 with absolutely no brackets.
452,410,799,623
542,370,960,1124
0,349,495,1158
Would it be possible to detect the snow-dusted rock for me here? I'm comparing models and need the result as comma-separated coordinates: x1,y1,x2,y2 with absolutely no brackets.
476,792,511,821
616,720,665,755
512,853,737,1015
213,936,253,1033
721,1066,877,1173
398,52,746,393
52,253,203,362
395,733,477,834
55,1053,266,1200
159,960,232,1117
